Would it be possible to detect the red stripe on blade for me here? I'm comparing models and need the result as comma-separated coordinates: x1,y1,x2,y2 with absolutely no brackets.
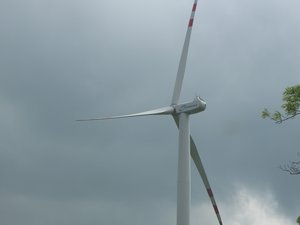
213,204,219,214
188,19,194,27
207,188,213,197
192,3,197,12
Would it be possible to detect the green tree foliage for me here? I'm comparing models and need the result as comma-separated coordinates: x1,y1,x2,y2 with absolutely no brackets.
262,85,300,123
297,216,300,225
262,85,300,175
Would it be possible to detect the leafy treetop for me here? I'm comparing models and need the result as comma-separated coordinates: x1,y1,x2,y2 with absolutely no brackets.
262,85,300,123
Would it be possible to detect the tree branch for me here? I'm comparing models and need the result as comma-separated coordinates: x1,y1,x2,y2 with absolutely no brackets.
279,155,300,175
273,112,300,123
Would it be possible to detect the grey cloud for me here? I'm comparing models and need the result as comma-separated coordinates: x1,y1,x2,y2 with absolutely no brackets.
1,0,300,224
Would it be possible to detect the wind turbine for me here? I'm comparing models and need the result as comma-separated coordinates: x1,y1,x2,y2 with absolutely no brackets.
78,0,223,224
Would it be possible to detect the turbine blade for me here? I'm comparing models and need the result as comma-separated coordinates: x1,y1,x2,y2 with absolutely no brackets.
171,0,199,105
190,136,223,225
76,106,174,121
172,115,223,225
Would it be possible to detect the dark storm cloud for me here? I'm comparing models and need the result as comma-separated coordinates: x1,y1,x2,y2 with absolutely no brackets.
0,0,300,224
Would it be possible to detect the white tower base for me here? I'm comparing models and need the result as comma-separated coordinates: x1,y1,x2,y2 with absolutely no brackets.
177,113,191,225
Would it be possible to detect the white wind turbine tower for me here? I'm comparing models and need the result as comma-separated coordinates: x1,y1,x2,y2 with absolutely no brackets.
78,0,223,224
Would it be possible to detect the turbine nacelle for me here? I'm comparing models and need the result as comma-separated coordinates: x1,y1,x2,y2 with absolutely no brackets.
174,96,206,115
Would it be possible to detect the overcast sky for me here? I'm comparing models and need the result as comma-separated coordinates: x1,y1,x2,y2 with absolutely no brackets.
1,0,300,224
